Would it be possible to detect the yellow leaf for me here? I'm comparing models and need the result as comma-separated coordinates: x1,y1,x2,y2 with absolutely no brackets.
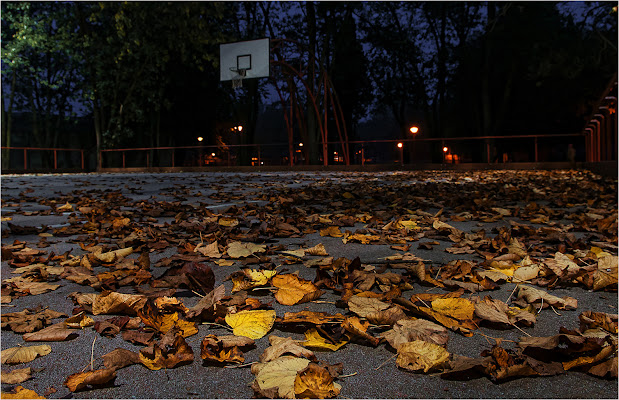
1,345,51,365
215,259,235,266
0,368,33,385
57,202,74,212
218,217,239,227
305,243,328,256
195,241,221,258
396,340,450,373
0,385,45,399
431,297,475,321
95,247,133,263
231,269,277,293
303,328,347,351
225,310,276,339
342,192,355,199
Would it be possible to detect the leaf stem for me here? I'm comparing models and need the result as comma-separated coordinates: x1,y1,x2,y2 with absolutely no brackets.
374,353,397,370
202,322,233,331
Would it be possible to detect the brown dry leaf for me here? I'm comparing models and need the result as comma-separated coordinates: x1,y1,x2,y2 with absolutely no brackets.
407,304,475,337
294,363,342,399
139,329,194,370
102,348,140,370
579,311,618,334
64,367,116,392
513,285,577,310
0,367,33,384
186,284,226,320
562,345,615,371
474,297,512,327
319,226,344,238
1,308,67,333
2,278,60,296
137,300,197,337
396,340,451,373
431,297,475,321
251,356,311,399
225,309,276,340
347,295,390,318
0,385,45,399
200,334,254,364
92,291,147,316
342,316,381,347
64,312,95,329
381,318,449,350
94,247,133,263
278,311,346,326
22,322,79,342
227,241,266,258
273,274,324,306
587,356,618,378
260,335,317,363
305,244,328,256
1,345,51,365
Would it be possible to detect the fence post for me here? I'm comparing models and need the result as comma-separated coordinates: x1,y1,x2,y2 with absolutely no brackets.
534,137,538,162
54,150,58,169
172,150,175,168
122,152,126,168
147,152,150,168
81,150,84,170
23,149,27,170
258,146,261,166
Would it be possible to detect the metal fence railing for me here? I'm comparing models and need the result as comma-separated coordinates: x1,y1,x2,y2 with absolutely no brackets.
98,133,587,169
1,147,85,171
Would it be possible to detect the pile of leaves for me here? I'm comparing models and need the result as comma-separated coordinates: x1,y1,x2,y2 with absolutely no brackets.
1,170,617,398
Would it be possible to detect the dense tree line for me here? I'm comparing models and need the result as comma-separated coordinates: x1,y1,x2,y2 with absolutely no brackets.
1,1,616,167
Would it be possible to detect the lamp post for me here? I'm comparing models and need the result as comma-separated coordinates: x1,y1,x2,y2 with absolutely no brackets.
197,137,204,166
442,146,449,164
397,142,403,166
409,126,419,165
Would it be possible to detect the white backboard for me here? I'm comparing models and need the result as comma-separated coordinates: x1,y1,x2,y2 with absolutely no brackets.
220,38,270,81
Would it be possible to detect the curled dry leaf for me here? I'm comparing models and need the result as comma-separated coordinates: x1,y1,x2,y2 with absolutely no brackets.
1,345,51,365
0,367,33,384
396,340,451,373
1,307,67,333
305,243,328,256
302,328,348,351
139,329,194,371
272,274,324,306
278,311,346,326
137,299,197,338
200,334,254,364
225,309,276,340
513,285,578,310
186,284,226,320
230,269,277,293
342,316,381,347
92,291,147,316
381,318,449,350
22,322,79,342
579,311,618,334
294,363,342,399
64,367,117,392
251,356,311,399
260,335,317,363
431,297,476,321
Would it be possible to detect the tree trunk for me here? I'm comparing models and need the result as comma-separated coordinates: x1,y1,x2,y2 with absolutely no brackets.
1,70,16,169
305,2,321,165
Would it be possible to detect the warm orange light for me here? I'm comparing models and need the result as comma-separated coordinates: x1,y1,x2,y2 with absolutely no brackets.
443,146,448,153
197,136,204,142
237,125,243,132
409,126,419,134
211,153,216,157
397,142,403,148
299,142,303,147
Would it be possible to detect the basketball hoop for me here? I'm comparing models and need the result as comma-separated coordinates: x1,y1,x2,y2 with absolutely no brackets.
230,68,247,89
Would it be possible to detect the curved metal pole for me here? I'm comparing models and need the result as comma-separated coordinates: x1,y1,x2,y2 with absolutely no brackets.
589,120,600,162
584,127,593,162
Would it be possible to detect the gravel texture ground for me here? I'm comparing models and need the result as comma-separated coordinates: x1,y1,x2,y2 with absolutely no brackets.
1,170,617,399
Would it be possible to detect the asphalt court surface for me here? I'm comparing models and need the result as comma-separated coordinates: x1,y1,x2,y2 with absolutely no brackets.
0,170,617,399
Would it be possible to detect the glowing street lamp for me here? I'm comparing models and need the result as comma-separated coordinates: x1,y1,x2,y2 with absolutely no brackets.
237,125,243,132
299,142,303,147
197,136,204,142
397,142,404,165
409,126,419,134
443,146,449,153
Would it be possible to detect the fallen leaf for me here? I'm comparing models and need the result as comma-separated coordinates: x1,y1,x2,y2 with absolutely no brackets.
0,385,45,399
0,367,33,384
227,241,266,258
396,340,451,373
381,319,449,350
303,328,348,351
319,226,344,238
102,348,140,370
64,367,116,392
22,322,79,342
1,345,51,365
260,335,317,363
251,356,311,399
273,274,324,306
294,363,341,399
200,334,254,364
225,309,276,340
139,329,194,370
431,297,475,321
92,291,147,316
